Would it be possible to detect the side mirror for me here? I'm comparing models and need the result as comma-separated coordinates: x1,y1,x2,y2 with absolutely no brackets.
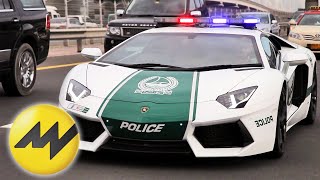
81,48,103,60
116,9,124,16
283,53,308,66
272,20,278,24
190,11,202,17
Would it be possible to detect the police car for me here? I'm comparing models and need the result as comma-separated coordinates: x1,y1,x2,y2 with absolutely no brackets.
59,17,317,158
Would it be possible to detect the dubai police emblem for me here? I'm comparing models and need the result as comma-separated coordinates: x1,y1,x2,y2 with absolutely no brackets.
134,76,179,95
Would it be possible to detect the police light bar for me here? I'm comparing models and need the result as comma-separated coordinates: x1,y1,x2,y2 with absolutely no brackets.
243,18,260,24
178,17,196,24
212,18,228,24
211,18,260,24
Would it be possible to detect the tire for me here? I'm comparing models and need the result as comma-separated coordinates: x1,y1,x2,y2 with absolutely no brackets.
301,68,317,125
269,85,287,158
2,43,37,96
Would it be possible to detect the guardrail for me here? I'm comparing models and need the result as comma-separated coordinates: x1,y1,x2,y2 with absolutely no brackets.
50,28,106,52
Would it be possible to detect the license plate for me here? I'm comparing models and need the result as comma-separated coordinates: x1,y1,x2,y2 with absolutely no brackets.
310,44,320,50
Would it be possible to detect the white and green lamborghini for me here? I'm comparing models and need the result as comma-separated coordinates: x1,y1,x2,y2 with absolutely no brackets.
59,26,317,158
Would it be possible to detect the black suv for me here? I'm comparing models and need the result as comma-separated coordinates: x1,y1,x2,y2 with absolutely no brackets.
105,0,207,52
0,0,50,96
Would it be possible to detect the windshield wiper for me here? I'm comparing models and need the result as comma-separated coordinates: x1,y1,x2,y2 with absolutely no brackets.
117,63,183,69
185,64,263,71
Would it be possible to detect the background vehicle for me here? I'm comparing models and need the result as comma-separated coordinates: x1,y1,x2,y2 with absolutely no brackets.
51,17,84,29
69,15,99,28
288,7,320,53
241,12,280,35
104,0,208,52
60,20,317,158
0,0,50,96
46,5,61,18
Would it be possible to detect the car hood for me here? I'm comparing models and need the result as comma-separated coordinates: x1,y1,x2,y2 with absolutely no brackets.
292,25,320,34
108,17,157,27
86,64,260,104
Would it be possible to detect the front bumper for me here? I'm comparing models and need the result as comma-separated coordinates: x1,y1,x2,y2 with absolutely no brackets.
288,37,320,53
61,96,278,157
104,35,128,51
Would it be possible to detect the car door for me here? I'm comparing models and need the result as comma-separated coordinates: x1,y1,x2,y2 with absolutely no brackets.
0,0,21,67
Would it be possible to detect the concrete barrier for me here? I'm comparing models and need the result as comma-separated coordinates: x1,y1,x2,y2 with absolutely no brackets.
50,28,106,52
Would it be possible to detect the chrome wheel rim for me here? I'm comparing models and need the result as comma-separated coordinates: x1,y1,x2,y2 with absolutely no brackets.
19,51,35,88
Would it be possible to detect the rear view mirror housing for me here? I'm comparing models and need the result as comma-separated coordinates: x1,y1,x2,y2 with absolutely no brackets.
81,48,103,60
190,11,202,17
283,53,308,66
116,9,125,16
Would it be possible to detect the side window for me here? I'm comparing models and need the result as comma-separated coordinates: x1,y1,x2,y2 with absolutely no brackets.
0,0,12,10
19,0,45,9
261,37,277,68
70,19,80,25
189,0,196,11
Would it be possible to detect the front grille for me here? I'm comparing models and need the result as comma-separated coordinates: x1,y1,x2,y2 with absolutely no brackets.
194,121,253,148
121,28,149,37
74,116,105,142
102,138,191,154
303,35,320,41
303,35,314,40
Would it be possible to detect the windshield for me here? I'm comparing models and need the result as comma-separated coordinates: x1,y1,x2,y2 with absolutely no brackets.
298,14,320,26
241,14,270,24
292,11,304,20
126,0,187,16
98,33,262,69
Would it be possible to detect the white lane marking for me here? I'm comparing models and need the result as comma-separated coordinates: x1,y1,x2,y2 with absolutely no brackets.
1,123,12,129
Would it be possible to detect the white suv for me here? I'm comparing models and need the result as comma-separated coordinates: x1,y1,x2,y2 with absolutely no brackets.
240,12,280,35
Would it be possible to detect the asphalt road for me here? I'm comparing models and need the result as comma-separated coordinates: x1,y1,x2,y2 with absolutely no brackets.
0,55,320,179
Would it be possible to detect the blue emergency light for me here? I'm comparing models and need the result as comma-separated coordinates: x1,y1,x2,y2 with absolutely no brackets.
210,17,260,29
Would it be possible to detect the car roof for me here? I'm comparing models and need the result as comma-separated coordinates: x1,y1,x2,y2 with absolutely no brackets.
304,10,320,15
141,27,262,37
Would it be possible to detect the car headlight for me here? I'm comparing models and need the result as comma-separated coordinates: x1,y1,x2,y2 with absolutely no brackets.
216,86,258,109
66,80,91,102
289,32,303,40
107,26,121,35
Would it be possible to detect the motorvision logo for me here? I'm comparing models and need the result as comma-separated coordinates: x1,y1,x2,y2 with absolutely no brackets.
14,122,78,160
134,76,179,95
9,105,80,175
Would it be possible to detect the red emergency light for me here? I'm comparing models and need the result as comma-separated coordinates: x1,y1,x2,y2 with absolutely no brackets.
178,17,196,24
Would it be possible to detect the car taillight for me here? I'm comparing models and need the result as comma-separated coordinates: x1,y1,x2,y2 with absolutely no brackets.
178,17,196,24
46,14,51,30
